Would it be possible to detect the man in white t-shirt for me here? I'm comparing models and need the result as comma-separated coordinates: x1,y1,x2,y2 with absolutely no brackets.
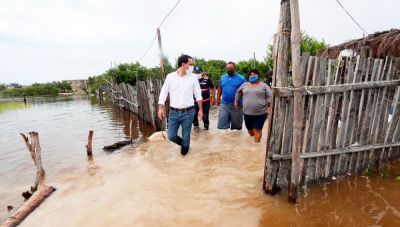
158,54,203,156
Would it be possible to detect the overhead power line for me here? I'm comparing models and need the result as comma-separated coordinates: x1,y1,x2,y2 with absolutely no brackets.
136,0,182,62
335,0,369,36
158,0,182,29
136,34,157,62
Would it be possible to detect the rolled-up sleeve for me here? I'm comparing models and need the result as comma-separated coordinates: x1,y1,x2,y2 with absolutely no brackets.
158,77,170,105
193,77,202,102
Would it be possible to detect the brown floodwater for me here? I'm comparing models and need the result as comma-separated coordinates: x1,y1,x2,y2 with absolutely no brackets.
1,100,399,226
0,96,154,222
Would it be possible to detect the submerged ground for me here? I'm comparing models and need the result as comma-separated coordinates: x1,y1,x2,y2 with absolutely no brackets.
15,108,400,227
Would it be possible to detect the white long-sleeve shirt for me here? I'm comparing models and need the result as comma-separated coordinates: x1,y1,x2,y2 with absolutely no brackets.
158,71,203,108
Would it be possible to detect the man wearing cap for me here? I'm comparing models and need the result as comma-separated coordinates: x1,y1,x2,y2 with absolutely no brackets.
193,66,216,131
158,54,203,156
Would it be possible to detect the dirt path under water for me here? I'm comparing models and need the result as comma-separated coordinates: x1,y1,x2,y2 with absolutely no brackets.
18,109,400,226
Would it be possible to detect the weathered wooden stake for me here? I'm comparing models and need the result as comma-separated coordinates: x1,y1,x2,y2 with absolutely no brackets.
2,185,56,227
129,119,133,143
288,0,302,203
86,130,94,157
264,0,291,194
19,131,45,192
157,28,166,80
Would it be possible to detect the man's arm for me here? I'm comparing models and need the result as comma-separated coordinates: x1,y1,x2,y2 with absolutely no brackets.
217,86,222,106
157,77,170,120
209,80,216,105
193,78,204,119
234,83,245,108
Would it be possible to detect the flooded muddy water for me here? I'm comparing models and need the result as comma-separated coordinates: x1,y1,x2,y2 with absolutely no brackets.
1,100,399,226
0,96,154,221
2,105,400,226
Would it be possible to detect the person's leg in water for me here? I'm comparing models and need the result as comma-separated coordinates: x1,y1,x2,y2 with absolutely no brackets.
167,110,183,146
230,104,243,130
181,109,195,155
253,129,262,142
253,113,268,143
244,114,254,136
217,103,230,130
193,102,200,131
202,101,210,130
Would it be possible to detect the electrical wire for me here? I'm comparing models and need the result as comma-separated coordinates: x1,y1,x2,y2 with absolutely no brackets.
135,0,183,62
334,0,369,36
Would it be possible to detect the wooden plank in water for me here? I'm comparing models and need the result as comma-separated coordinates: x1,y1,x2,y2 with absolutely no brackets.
324,59,341,177
2,185,56,227
300,57,316,185
336,57,354,175
346,56,365,174
313,57,327,180
360,59,380,168
354,57,372,172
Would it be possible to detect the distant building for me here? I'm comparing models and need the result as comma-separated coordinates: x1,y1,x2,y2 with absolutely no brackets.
63,80,87,93
7,83,22,89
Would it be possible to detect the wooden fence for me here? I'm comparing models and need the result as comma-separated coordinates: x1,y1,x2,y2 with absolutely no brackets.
264,55,400,198
110,78,164,130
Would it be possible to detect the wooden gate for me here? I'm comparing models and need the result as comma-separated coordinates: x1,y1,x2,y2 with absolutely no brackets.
263,55,400,200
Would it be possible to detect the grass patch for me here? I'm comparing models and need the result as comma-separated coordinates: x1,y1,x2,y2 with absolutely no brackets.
0,102,26,113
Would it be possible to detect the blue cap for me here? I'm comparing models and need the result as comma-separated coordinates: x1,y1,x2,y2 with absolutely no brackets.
194,66,203,73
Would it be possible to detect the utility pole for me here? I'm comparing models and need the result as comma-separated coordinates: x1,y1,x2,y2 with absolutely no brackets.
288,0,302,203
157,28,166,80
253,52,256,69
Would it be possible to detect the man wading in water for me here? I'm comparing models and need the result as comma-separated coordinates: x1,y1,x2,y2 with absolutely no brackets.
158,54,203,156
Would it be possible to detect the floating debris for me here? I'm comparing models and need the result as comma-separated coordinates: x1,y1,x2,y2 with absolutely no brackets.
103,140,132,152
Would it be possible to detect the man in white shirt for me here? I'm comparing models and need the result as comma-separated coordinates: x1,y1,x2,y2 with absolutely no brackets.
158,54,203,156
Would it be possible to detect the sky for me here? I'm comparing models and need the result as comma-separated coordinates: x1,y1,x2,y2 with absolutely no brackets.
0,0,398,85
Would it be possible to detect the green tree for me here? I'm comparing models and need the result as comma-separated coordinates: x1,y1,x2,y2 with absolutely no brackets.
0,83,6,91
301,32,329,55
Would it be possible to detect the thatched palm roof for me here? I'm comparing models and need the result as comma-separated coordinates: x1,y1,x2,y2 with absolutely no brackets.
319,29,400,59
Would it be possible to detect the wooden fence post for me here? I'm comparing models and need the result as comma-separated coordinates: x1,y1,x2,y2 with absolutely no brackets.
264,0,291,193
19,131,45,192
288,0,302,203
86,130,94,157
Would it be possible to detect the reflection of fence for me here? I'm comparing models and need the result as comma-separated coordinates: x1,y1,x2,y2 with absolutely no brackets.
264,55,400,197
110,78,163,130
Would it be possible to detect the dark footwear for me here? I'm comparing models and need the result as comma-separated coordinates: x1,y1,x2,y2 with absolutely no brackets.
194,126,200,132
181,147,189,156
204,126,209,130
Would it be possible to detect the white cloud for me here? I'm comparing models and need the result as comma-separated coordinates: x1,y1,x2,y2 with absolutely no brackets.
0,0,398,84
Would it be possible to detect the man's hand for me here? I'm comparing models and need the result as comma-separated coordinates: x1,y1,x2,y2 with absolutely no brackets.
158,105,166,120
211,99,216,106
197,110,203,121
234,101,238,109
217,99,221,106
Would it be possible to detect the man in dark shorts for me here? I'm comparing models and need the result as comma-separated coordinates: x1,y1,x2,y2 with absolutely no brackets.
193,66,215,131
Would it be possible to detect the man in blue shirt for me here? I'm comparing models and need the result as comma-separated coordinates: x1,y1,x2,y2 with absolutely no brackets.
217,62,246,130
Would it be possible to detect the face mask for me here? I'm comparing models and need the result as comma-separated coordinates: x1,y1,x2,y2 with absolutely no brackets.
227,70,235,76
249,75,259,83
187,66,194,74
196,73,202,79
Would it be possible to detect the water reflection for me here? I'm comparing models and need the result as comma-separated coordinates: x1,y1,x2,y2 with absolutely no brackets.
0,96,154,221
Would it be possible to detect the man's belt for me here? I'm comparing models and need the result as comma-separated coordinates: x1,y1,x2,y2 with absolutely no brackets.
170,106,194,112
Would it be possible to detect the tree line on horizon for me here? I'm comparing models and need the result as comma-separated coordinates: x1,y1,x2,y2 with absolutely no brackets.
1,32,328,96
